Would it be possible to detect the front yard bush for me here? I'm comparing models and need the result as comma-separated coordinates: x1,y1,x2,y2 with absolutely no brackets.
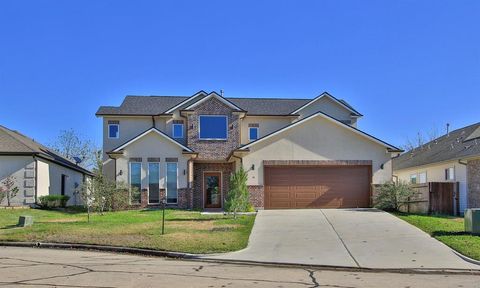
225,167,252,218
374,181,415,212
39,195,70,208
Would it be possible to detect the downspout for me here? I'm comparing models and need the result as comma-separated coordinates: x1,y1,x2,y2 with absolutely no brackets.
151,116,156,128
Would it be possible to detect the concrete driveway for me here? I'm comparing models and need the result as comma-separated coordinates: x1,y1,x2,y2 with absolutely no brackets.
204,209,480,270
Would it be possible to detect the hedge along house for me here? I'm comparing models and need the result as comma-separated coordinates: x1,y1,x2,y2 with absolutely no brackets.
0,125,93,207
393,122,480,214
97,90,402,210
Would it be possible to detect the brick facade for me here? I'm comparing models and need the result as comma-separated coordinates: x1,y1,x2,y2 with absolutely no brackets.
467,159,480,208
186,97,240,160
192,162,234,209
247,185,264,209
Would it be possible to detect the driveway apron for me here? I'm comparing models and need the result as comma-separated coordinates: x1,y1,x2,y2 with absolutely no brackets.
204,209,480,270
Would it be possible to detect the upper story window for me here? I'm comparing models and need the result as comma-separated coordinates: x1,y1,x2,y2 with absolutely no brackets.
249,127,259,141
108,123,119,139
172,123,184,139
445,167,455,180
199,115,228,140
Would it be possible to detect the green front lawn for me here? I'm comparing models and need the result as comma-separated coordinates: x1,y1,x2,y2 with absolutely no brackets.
0,208,255,254
394,212,480,261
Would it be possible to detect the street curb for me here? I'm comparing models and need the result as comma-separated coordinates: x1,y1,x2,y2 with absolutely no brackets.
2,241,480,275
453,250,480,266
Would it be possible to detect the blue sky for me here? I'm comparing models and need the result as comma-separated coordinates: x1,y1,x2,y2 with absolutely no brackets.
1,0,479,149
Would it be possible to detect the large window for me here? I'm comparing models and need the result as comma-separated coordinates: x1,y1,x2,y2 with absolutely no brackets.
108,124,119,139
129,162,141,204
166,163,178,204
172,124,183,138
148,163,160,204
199,115,228,140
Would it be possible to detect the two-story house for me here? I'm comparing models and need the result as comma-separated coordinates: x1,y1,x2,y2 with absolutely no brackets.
96,90,402,210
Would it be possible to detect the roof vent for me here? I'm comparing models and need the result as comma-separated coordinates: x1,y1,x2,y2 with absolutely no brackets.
451,143,455,149
446,123,450,137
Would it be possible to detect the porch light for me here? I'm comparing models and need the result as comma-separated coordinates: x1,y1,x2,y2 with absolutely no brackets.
251,164,255,171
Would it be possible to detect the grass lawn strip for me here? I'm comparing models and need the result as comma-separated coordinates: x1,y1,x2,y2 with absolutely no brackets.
394,212,480,261
0,209,255,254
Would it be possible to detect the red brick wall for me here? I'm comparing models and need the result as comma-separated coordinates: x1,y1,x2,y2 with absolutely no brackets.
186,97,240,161
248,185,264,209
192,162,234,209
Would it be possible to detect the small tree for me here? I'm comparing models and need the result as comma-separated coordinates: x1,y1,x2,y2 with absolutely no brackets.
0,176,19,207
374,181,416,212
225,167,250,219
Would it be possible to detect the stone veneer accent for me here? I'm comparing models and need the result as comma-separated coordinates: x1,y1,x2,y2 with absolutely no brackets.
247,185,264,209
186,97,240,161
192,162,234,209
467,159,480,208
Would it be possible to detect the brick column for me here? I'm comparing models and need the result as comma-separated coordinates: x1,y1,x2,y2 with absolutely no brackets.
467,160,480,208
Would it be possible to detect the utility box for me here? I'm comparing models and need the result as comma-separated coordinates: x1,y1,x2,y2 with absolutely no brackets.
17,215,33,227
465,209,480,235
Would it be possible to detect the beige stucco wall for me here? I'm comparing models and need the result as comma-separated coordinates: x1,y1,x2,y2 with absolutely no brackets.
38,158,85,206
297,96,355,124
115,131,189,190
0,155,36,206
394,160,468,213
240,115,393,186
102,116,167,160
240,116,293,145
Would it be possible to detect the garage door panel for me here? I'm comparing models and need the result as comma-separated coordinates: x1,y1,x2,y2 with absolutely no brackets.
264,166,371,209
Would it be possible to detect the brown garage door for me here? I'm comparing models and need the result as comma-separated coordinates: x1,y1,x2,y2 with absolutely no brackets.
264,166,371,209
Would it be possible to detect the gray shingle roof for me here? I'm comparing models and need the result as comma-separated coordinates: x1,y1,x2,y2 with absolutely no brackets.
0,125,93,175
393,122,480,171
96,94,358,116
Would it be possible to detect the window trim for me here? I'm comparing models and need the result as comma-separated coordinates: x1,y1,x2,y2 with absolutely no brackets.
165,162,178,204
418,171,427,184
129,162,142,205
147,162,160,205
248,127,259,141
198,115,228,140
172,123,184,139
108,124,120,139
445,167,455,181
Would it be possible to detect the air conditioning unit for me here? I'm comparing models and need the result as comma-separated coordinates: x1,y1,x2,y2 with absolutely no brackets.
465,209,480,235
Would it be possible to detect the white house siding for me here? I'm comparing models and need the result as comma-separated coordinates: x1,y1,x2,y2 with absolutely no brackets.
241,116,394,186
394,161,468,213
240,116,293,145
115,131,189,191
0,155,36,206
296,96,356,125
37,158,85,206
102,116,167,160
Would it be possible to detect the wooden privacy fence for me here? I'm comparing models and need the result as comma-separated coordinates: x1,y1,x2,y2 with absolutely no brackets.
372,182,460,215
428,182,460,216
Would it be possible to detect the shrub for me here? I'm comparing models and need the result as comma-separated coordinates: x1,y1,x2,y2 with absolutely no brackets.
39,195,71,208
374,181,415,212
225,167,251,218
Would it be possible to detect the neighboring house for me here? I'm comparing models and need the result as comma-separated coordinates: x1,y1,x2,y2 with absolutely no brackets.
393,122,480,213
0,125,93,206
97,90,402,210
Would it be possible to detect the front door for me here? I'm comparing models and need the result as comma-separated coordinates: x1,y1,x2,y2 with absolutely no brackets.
204,172,222,208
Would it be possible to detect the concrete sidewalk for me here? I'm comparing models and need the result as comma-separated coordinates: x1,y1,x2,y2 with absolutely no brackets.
203,209,480,270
